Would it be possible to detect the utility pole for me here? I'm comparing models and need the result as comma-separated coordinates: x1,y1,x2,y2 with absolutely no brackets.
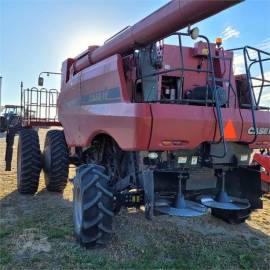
0,76,2,111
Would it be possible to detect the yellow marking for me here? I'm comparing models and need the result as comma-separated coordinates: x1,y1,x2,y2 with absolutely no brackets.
202,48,209,55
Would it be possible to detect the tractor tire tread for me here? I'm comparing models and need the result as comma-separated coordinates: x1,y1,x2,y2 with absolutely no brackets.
44,130,69,192
17,129,42,194
73,164,113,247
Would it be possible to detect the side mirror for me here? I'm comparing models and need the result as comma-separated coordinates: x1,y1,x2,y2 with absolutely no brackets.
38,77,44,86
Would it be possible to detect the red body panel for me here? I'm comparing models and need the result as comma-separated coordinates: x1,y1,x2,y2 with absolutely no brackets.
213,108,242,142
162,45,237,107
59,54,152,149
149,104,216,150
79,103,152,150
58,72,81,146
241,110,270,148
59,51,270,151
162,45,212,90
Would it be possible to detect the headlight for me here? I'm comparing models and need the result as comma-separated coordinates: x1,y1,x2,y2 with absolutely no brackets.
190,27,199,40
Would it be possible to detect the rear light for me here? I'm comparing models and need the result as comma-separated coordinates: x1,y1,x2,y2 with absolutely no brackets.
240,154,248,161
161,140,188,146
162,140,172,146
148,152,158,159
216,37,222,47
178,156,187,164
191,156,198,165
172,141,183,146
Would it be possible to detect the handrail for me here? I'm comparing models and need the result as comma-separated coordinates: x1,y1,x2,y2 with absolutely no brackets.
136,32,228,158
203,35,227,158
229,46,270,144
243,46,258,143
104,26,131,44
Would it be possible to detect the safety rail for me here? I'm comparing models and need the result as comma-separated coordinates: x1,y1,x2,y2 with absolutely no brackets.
229,46,270,109
104,26,131,44
20,84,61,127
136,32,232,158
228,46,270,143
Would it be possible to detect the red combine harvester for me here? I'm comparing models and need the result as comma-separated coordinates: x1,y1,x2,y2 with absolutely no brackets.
11,0,270,247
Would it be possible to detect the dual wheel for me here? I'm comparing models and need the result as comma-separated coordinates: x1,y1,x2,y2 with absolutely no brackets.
17,129,69,194
17,128,113,247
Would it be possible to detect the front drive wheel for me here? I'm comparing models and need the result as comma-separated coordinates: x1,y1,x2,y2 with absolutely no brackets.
17,129,42,194
73,164,114,248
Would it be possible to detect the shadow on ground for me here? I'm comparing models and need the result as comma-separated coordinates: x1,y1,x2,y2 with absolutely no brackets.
0,131,270,269
1,182,270,269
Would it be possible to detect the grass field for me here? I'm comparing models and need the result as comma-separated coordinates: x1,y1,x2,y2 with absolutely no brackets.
0,130,269,269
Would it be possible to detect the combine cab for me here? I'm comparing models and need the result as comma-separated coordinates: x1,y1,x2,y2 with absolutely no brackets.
11,0,270,247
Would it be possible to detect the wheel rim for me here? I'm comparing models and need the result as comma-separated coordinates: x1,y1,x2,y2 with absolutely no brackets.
73,184,83,234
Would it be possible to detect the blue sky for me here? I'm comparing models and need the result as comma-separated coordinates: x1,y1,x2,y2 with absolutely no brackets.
1,0,270,105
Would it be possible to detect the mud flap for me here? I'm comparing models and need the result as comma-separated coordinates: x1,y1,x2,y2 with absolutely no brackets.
225,166,263,209
5,129,16,171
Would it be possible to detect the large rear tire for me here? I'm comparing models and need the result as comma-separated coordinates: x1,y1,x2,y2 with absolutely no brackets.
17,129,42,194
43,130,69,192
73,164,113,248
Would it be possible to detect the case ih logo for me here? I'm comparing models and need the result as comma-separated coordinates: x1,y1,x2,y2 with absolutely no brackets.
248,127,270,135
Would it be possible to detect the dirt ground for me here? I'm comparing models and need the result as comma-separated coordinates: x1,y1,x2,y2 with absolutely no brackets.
0,129,269,269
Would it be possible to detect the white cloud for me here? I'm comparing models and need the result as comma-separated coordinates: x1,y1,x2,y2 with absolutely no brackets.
264,71,270,80
232,55,270,106
233,53,245,75
252,70,270,107
250,71,270,85
257,37,270,51
259,88,270,108
232,42,270,75
222,26,240,41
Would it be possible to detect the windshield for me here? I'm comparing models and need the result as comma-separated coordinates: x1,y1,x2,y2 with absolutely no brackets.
4,107,21,115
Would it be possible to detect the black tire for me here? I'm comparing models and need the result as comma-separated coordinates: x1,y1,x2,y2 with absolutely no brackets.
17,129,42,194
211,208,251,224
43,130,69,192
73,164,114,248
